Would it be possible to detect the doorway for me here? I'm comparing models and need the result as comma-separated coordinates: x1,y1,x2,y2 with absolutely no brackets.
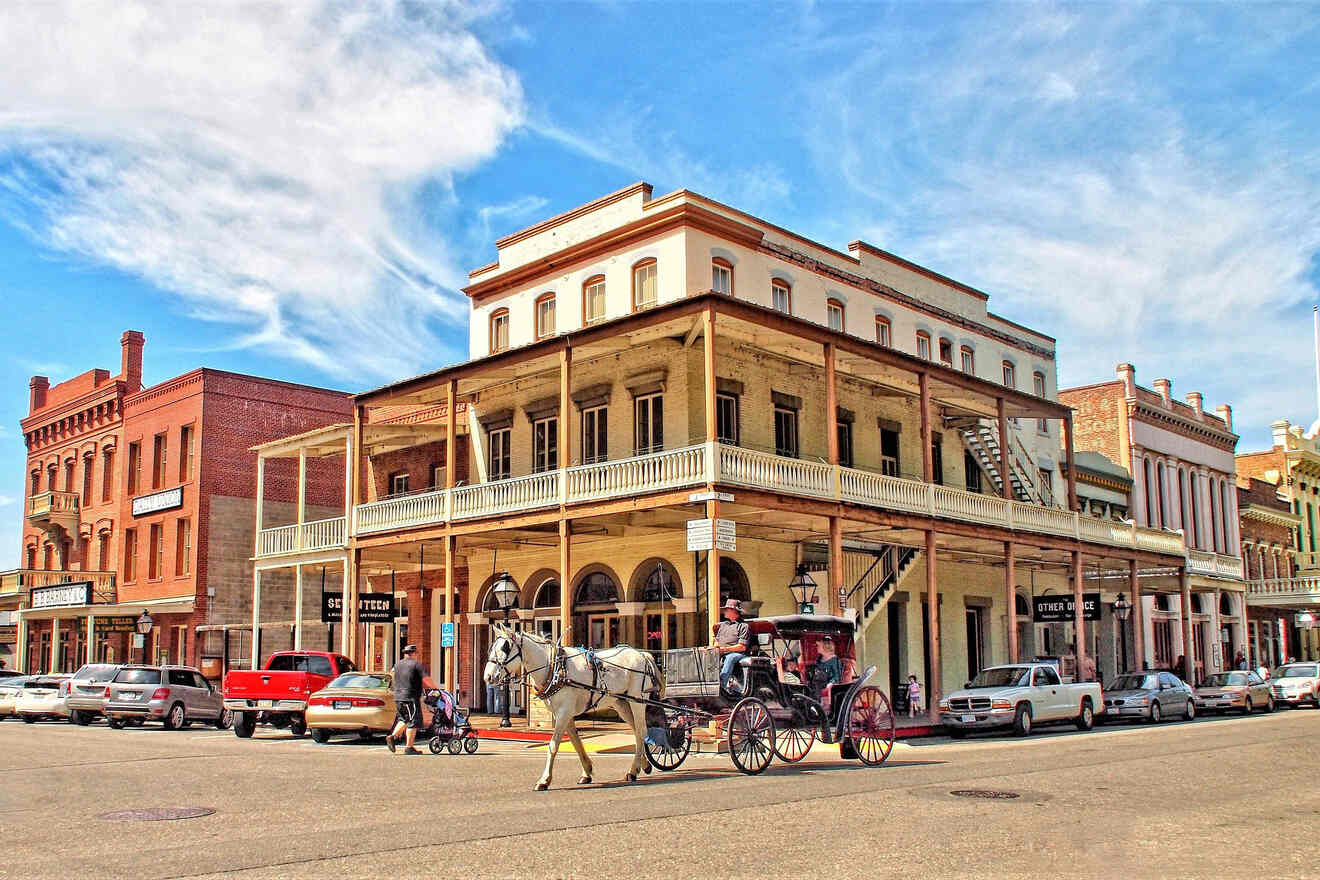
887,602,905,711
966,607,986,681
587,614,618,650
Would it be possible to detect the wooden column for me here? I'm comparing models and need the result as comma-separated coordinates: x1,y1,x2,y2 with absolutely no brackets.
346,549,360,664
707,498,721,646
340,554,352,656
343,434,353,530
1180,566,1194,680
919,372,933,483
559,346,571,473
1005,541,1018,662
445,380,457,489
250,569,261,670
559,520,572,645
829,515,844,616
296,448,307,549
997,397,1012,500
1064,415,1078,511
293,564,303,650
1130,558,1145,670
444,534,456,693
50,617,60,673
1072,550,1086,676
253,453,265,557
703,307,717,448
825,342,838,465
86,614,96,665
925,529,940,710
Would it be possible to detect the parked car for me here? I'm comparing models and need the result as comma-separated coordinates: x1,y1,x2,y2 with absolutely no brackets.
1103,671,1195,723
223,651,355,739
1195,670,1273,715
0,675,34,718
1270,662,1320,708
15,675,72,722
305,672,397,743
938,663,1104,737
64,663,122,725
104,665,230,730
0,669,23,679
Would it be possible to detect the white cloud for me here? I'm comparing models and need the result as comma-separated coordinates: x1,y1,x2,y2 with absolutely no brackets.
0,494,14,506
0,1,524,383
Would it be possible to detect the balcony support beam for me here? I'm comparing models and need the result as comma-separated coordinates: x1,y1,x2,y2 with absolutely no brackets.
919,372,933,483
560,346,571,497
446,380,457,490
444,534,456,693
1180,566,1194,679
829,515,843,616
254,454,265,557
1131,558,1145,670
703,307,717,447
997,397,1012,501
826,342,838,466
1072,550,1086,676
297,449,307,548
1063,414,1078,512
706,497,721,647
559,520,572,646
1005,541,1017,663
925,529,941,712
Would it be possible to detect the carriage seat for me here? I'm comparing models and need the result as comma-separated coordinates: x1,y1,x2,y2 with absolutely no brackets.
738,655,773,670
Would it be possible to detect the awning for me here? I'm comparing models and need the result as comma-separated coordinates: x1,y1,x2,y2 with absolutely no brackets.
15,594,195,621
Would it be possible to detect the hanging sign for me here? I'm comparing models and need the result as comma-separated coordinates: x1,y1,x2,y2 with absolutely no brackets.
131,486,184,517
31,582,93,609
686,518,736,552
1032,593,1102,623
321,592,344,624
95,616,140,633
321,592,397,623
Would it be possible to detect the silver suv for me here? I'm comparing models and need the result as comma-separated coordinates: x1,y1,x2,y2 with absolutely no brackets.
104,665,230,730
65,663,122,725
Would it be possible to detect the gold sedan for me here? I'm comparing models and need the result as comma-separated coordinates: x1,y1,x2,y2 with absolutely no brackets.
306,672,401,743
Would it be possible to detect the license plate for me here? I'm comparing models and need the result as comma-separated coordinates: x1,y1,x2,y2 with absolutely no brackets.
121,692,139,702
960,713,976,723
332,700,352,710
258,699,274,709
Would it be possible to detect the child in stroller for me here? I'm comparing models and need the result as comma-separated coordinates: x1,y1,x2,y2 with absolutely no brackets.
422,687,479,755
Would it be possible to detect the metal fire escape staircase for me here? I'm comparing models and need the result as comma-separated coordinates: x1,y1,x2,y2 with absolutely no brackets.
955,418,1054,507
841,544,921,628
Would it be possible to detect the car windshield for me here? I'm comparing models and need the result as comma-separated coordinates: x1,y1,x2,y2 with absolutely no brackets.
967,668,1028,688
1275,664,1319,679
114,668,161,685
73,664,119,682
1202,673,1247,688
27,677,64,689
1109,674,1157,691
327,673,388,689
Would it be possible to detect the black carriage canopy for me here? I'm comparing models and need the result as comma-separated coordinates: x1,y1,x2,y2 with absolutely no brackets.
743,615,858,639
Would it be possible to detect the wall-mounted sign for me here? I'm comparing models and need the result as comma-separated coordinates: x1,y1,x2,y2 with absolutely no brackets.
1032,593,1102,623
441,621,455,648
132,486,184,517
31,582,93,610
686,518,736,552
94,616,140,633
321,592,344,624
321,592,396,624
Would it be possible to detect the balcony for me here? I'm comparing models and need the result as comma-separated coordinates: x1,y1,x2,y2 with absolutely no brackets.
1186,548,1245,580
26,490,80,533
344,442,1186,557
1246,577,1320,607
255,516,348,559
0,569,117,602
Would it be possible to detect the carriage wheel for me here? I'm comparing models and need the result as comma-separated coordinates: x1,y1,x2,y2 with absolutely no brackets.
773,723,816,763
643,705,691,772
727,697,775,775
845,685,895,766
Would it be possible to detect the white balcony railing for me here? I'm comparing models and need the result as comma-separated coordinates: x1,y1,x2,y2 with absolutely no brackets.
1186,548,1245,579
1247,577,1320,605
452,471,560,520
257,516,348,556
357,491,447,535
567,444,709,504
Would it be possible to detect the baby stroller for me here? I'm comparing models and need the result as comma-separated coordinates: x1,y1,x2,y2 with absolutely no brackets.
422,687,478,755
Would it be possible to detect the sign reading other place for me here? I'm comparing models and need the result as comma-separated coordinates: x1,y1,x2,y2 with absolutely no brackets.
1032,593,1102,623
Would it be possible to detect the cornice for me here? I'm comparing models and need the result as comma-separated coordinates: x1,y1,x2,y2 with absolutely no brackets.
1241,504,1301,527
1130,400,1237,451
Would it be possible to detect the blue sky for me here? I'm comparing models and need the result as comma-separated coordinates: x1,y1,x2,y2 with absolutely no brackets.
1,1,1318,566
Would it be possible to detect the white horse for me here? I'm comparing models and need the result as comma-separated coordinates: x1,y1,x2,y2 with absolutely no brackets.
483,624,662,791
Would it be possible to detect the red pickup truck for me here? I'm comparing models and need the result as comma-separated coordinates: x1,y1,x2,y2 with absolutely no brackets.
223,651,356,738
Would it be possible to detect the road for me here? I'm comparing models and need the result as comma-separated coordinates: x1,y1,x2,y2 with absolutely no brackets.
1,709,1315,879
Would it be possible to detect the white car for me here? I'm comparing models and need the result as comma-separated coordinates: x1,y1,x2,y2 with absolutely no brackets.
0,676,34,719
1270,662,1320,708
16,675,72,722
938,663,1105,737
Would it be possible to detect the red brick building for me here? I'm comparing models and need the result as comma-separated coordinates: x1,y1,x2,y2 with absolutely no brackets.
5,331,351,674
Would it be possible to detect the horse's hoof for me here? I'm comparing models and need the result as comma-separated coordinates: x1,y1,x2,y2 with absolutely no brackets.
643,764,653,775
535,782,549,792
578,775,592,785
625,772,637,783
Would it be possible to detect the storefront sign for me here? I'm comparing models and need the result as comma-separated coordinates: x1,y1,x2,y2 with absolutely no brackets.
686,518,736,552
31,582,93,610
1032,593,1101,623
131,486,184,517
321,592,396,624
95,616,140,633
321,592,344,624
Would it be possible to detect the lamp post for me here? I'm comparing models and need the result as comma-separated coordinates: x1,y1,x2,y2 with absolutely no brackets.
788,565,819,615
135,610,154,665
1112,593,1131,675
491,572,519,729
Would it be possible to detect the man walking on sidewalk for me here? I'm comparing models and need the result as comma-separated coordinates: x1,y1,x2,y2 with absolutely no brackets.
386,644,428,755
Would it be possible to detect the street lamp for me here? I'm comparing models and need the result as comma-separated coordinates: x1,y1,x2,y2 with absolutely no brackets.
491,572,519,728
1112,593,1131,673
788,565,818,615
135,610,154,665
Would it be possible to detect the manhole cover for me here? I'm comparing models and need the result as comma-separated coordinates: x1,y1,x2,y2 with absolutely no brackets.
950,789,1020,800
98,807,216,821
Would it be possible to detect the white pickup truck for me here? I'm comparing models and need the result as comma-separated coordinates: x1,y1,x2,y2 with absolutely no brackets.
938,663,1104,738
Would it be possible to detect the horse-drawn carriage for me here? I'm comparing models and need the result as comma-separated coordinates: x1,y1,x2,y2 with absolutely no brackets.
644,614,896,774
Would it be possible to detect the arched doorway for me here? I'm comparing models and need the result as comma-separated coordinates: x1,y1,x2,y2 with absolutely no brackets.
530,574,562,642
573,567,621,650
719,557,751,604
631,558,682,651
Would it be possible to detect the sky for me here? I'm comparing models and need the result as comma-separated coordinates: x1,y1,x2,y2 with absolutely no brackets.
1,0,1318,567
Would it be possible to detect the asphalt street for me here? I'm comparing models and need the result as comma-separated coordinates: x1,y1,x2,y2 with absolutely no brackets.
2,709,1316,879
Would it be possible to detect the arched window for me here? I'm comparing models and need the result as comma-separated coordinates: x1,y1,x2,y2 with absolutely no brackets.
1220,591,1233,616
1002,361,1016,388
635,559,683,603
1143,458,1156,528
582,275,606,325
489,308,510,354
1015,593,1031,617
959,345,975,374
938,338,953,366
719,557,752,603
826,298,845,332
1209,481,1221,553
1189,476,1201,548
1032,371,1047,433
1156,462,1168,528
875,315,891,347
916,331,931,360
534,292,555,340
711,258,733,296
574,571,619,607
771,279,791,314
632,259,658,310
534,579,560,609
1219,480,1231,551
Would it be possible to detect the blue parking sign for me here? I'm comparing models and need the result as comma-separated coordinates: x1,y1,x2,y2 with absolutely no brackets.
441,621,455,647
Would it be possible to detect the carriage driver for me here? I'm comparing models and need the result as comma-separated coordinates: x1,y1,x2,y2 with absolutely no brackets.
715,599,751,696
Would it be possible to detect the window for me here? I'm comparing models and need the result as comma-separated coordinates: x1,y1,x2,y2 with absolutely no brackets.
1209,481,1220,553
533,416,558,472
960,346,975,374
712,259,732,295
771,280,791,314
26,545,36,569
931,432,944,485
489,309,510,354
43,543,53,570
634,393,663,455
582,405,608,465
123,529,137,581
179,424,194,482
81,455,93,506
880,427,900,477
774,405,799,458
429,464,444,489
487,428,511,481
837,420,853,468
583,276,606,325
151,432,167,490
1033,372,1047,433
101,450,114,502
127,442,141,494
98,533,110,571
938,338,953,366
1189,478,1201,547
875,316,891,347
916,331,931,360
64,459,74,492
964,451,982,494
632,259,658,309
827,299,845,332
535,293,556,339
1039,468,1052,496
1002,361,1016,388
175,519,191,577
390,472,410,496
47,464,56,493
716,393,739,445
1156,462,1168,529
148,524,162,579
30,470,39,495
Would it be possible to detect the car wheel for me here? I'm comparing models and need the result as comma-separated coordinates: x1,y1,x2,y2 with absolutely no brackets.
163,702,186,731
21,714,36,724
1075,698,1095,731
289,715,307,738
1183,699,1195,721
233,712,256,739
1266,696,1275,713
358,730,377,742
311,728,331,744
1243,696,1253,716
73,710,92,726
948,728,967,740
215,709,233,729
107,716,125,729
1012,703,1032,737
1149,702,1161,723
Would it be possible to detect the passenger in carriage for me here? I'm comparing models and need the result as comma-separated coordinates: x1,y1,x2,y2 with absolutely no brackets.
809,637,842,696
715,599,751,696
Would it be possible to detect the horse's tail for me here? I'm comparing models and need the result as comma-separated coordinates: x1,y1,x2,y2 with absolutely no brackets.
643,651,663,699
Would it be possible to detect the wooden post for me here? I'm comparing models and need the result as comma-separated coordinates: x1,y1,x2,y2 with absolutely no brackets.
707,498,721,646
446,379,457,490
50,617,60,674
1064,414,1078,511
343,433,353,531
444,534,456,693
1130,558,1144,670
559,520,572,645
1072,550,1086,677
347,549,360,664
1005,541,1018,663
825,342,838,465
997,397,1012,500
87,614,96,665
925,529,940,712
293,564,303,650
919,372,933,483
1180,566,1194,681
250,569,261,670
340,554,352,657
829,515,844,616
254,454,265,557
703,306,717,448
296,448,307,549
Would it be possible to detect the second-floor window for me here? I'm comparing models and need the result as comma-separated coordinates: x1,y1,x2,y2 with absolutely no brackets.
712,259,732,295
931,432,944,485
101,450,114,502
487,427,511,481
960,346,975,374
716,392,739,445
179,424,194,481
938,338,953,366
490,309,510,354
583,276,606,324
875,316,891,347
64,459,74,492
774,405,799,458
533,416,558,472
582,405,608,464
1002,361,1016,388
916,331,931,360
175,519,191,577
124,528,137,582
772,281,791,314
127,441,141,495
148,523,162,580
635,393,663,455
633,260,658,309
827,299,845,332
81,456,93,505
880,427,900,477
390,472,410,496
151,432,167,490
30,470,39,495
837,420,853,468
965,451,983,494
1033,371,1047,432
535,293,555,339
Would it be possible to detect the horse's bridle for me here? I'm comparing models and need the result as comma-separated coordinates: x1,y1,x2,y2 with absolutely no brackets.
487,630,552,687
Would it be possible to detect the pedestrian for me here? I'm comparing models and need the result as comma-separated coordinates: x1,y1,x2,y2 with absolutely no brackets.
1173,654,1187,682
386,644,430,755
1234,650,1247,671
906,674,922,718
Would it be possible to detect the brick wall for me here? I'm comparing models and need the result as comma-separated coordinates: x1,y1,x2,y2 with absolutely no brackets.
1058,382,1125,466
